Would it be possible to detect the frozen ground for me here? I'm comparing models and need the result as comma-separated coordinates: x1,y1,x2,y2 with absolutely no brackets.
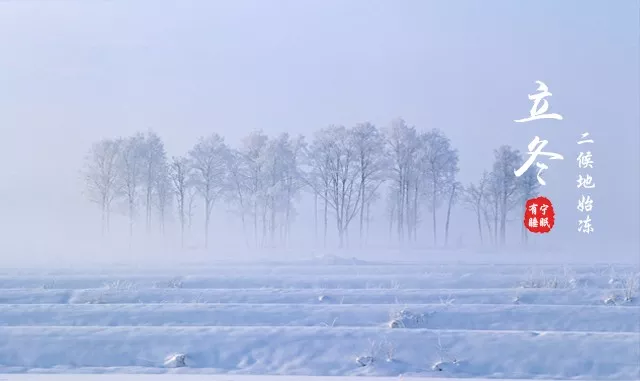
0,258,638,380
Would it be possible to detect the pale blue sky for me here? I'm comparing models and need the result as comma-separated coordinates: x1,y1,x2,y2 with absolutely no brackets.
0,1,637,262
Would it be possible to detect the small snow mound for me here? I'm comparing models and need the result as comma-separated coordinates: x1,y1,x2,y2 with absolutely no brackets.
164,353,187,368
356,355,374,367
388,308,426,328
432,359,458,372
318,295,330,302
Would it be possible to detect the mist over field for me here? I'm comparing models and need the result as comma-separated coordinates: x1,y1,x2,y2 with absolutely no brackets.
0,1,637,266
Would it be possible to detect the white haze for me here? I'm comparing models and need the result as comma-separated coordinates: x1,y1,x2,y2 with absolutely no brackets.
0,0,637,266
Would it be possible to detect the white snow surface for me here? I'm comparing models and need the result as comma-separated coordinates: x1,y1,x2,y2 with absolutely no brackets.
0,258,638,380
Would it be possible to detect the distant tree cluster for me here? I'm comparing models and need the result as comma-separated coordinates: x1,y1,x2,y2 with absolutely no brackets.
82,118,539,250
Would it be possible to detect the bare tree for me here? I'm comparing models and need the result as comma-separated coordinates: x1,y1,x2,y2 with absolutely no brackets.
188,134,229,249
304,129,333,248
327,126,363,248
169,156,190,248
384,118,422,244
421,129,459,247
237,131,269,248
462,171,489,245
154,162,172,235
385,187,397,241
278,134,306,246
225,148,251,247
117,133,145,240
350,122,386,246
83,138,122,235
364,186,381,245
307,126,362,248
186,187,197,235
444,180,461,247
140,131,167,233
483,171,500,246
263,135,289,247
491,146,522,246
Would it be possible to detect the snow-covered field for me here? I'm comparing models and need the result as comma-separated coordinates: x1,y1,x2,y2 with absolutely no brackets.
0,259,638,380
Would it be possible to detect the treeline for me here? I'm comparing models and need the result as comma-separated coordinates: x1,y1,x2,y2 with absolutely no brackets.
82,118,539,250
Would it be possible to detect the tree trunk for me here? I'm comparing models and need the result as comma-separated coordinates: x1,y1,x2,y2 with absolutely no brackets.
500,195,507,246
285,195,291,248
204,200,211,249
253,202,258,249
146,185,152,234
261,202,267,248
493,202,499,247
345,225,350,248
444,183,456,247
337,214,344,248
366,201,371,246
413,181,419,243
476,208,483,245
160,208,165,236
359,177,365,247
397,179,404,243
128,200,134,241
270,197,276,247
188,200,193,233
314,192,318,246
323,189,328,248
432,183,437,247
404,180,411,243
180,215,185,249
483,208,493,246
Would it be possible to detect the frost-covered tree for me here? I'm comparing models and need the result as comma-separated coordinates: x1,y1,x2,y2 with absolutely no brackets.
228,131,270,247
363,187,380,245
83,138,122,234
421,129,459,246
225,148,251,247
304,129,333,248
188,134,229,249
228,132,305,248
186,187,198,234
154,162,172,235
140,131,167,233
307,125,362,248
491,146,522,246
444,180,461,247
384,118,422,244
463,171,489,245
276,133,306,246
262,136,288,247
169,156,190,248
350,122,386,246
117,133,145,239
483,170,501,246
